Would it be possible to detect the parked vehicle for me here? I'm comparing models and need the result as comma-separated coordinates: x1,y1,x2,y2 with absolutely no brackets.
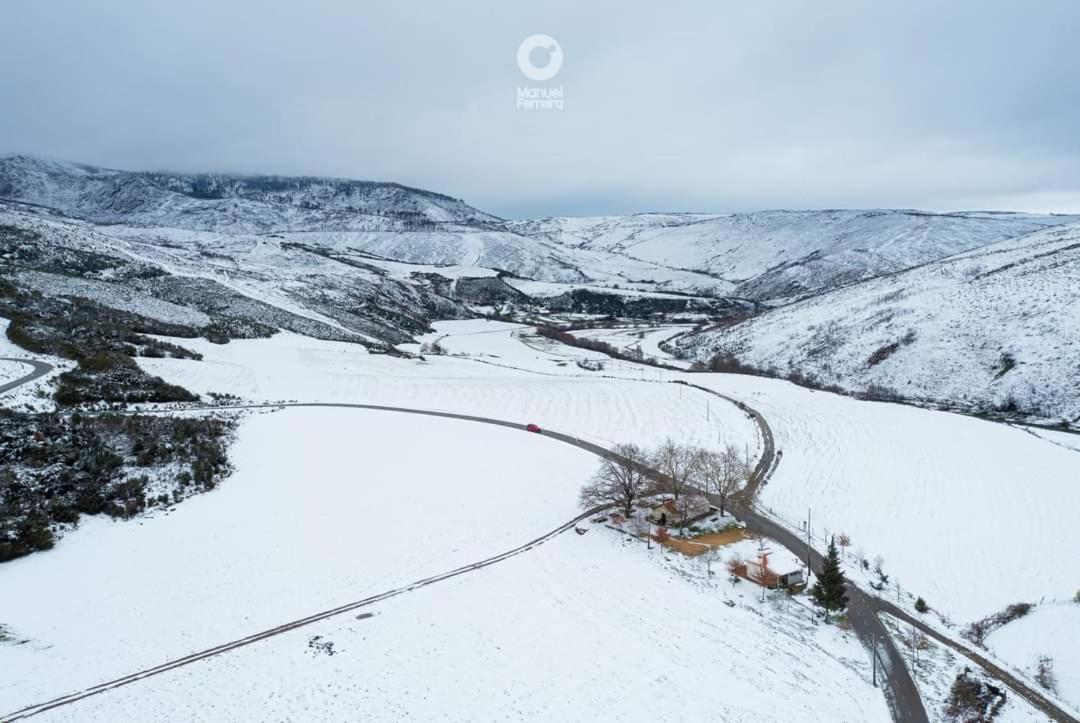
526,423,542,433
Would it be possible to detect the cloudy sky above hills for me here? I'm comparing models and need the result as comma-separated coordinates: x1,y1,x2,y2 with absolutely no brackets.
3,0,1079,218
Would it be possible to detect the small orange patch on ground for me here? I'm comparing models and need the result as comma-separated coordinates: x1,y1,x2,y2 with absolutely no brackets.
661,527,751,556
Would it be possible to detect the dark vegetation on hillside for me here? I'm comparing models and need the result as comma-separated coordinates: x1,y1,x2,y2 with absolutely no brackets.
0,410,235,562
695,347,1069,427
536,323,683,370
0,279,202,405
542,288,757,318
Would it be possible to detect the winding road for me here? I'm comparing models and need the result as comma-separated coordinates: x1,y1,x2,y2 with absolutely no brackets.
672,380,929,723
2,352,1075,722
0,358,53,397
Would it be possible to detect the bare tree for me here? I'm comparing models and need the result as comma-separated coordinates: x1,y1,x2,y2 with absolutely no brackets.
578,443,651,516
693,444,751,516
703,546,723,577
1035,656,1057,693
653,439,700,500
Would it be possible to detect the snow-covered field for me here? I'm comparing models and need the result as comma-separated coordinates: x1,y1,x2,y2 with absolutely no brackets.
5,318,1078,720
0,355,882,722
684,372,1080,623
136,320,1080,626
986,604,1080,715
0,407,598,714
137,324,758,453
16,522,888,723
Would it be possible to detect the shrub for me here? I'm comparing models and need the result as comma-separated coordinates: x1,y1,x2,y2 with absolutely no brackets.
963,603,1034,646
945,668,1006,722
915,597,929,613
867,341,901,367
1035,656,1057,693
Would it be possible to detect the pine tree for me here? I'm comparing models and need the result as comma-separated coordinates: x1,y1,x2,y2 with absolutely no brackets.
811,536,849,621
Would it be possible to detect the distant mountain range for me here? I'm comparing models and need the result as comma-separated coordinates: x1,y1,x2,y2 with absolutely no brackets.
1,154,1077,423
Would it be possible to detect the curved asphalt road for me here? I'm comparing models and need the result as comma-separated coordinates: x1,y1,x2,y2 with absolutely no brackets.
675,379,1076,723
1,401,638,722
6,367,1072,721
3,397,927,722
0,358,53,397
672,380,929,723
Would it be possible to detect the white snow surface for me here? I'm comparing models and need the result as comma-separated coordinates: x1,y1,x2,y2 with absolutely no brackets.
0,389,882,722
5,318,1078,720
17,516,887,722
512,209,1078,299
141,321,1080,624
677,221,1080,422
683,372,1080,622
0,408,598,714
985,604,1080,715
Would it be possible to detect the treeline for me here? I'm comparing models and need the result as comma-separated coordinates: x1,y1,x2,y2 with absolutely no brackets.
535,324,682,370
703,351,906,403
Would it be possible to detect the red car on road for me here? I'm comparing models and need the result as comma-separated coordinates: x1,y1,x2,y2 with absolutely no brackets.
526,423,542,433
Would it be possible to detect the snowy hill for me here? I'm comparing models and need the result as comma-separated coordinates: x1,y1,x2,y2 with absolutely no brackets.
513,210,1076,300
0,208,471,346
0,155,500,233
674,222,1080,424
0,156,733,297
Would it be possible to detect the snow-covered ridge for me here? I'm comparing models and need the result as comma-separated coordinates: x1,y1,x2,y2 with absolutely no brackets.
512,209,1079,300
0,155,499,233
675,221,1080,423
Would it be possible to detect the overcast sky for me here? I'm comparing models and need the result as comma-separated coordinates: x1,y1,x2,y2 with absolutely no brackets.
3,0,1079,218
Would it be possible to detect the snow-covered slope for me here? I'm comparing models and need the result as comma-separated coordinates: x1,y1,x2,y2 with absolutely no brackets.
676,222,1080,423
0,208,472,345
0,156,734,297
513,210,1077,300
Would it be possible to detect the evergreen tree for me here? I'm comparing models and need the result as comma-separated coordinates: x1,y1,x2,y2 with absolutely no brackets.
811,536,849,621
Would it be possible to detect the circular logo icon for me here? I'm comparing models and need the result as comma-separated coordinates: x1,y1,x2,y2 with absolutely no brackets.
517,34,563,82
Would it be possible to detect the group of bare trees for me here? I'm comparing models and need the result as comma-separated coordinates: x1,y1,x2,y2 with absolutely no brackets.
578,438,754,517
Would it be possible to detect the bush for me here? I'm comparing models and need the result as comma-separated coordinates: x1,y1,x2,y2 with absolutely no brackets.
945,668,1006,722
915,597,928,613
963,602,1034,647
1035,656,1057,693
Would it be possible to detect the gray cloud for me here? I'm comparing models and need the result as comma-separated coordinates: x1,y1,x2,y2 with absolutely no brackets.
3,0,1079,217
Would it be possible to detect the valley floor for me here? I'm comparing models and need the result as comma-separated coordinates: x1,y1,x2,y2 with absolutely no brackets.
2,319,1077,720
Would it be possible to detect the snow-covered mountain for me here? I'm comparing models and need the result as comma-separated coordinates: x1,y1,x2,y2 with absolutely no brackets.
513,210,1077,300
674,222,1080,423
0,156,732,297
0,207,474,346
0,155,500,233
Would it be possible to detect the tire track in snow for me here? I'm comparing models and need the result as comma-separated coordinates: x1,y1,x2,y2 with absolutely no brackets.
3,419,610,722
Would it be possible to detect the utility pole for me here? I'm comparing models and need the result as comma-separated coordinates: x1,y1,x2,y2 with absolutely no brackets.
806,507,812,573
909,624,916,669
872,633,878,687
